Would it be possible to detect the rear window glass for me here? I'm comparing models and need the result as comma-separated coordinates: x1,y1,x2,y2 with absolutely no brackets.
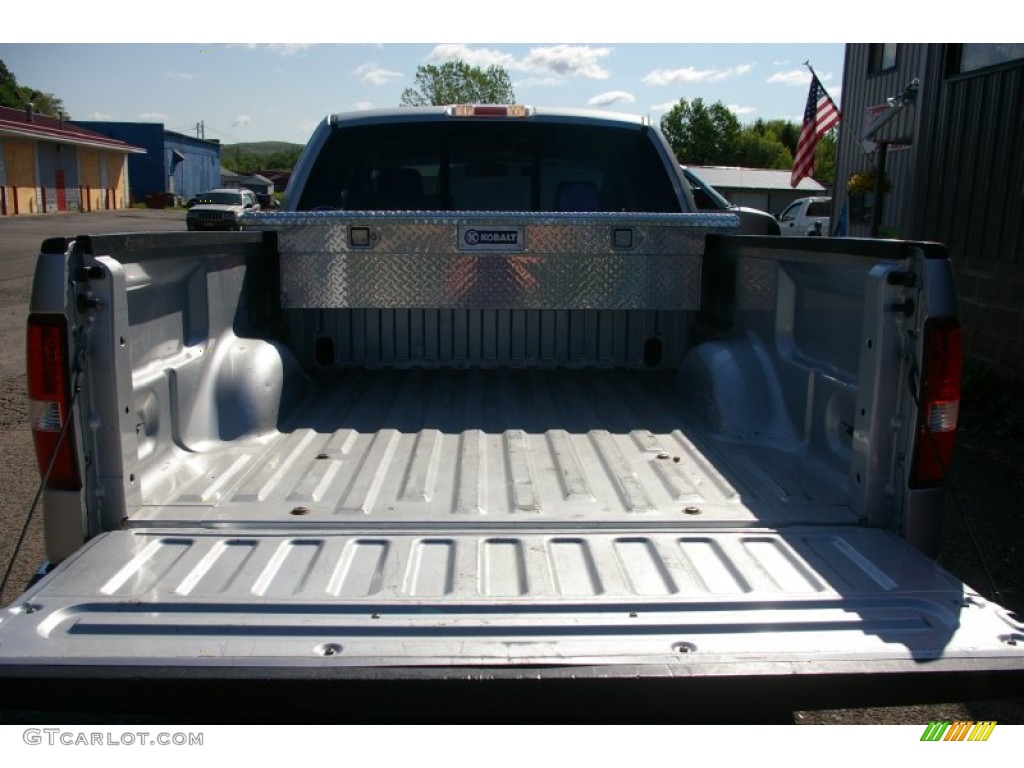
298,120,682,213
807,201,831,217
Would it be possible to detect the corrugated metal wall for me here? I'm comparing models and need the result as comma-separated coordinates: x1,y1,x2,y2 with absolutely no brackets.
835,44,929,238
75,122,165,201
910,54,1024,258
837,44,1024,377
912,53,1024,376
164,133,220,200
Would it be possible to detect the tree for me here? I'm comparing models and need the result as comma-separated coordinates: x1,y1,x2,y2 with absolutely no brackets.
813,129,838,186
0,59,68,117
733,130,792,169
751,118,801,157
400,60,515,107
659,98,741,165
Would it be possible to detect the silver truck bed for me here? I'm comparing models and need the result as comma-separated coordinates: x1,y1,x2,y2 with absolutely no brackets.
8,228,1022,712
132,369,855,527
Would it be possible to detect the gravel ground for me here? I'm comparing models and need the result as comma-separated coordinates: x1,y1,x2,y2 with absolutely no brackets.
0,210,1020,724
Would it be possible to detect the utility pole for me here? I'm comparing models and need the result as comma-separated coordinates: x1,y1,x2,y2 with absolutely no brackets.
196,121,205,140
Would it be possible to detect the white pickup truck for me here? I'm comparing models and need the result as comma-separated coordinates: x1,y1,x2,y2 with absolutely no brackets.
778,196,832,236
3,106,1021,719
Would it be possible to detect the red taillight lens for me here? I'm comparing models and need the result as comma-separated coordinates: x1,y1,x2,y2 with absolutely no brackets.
910,318,961,488
26,314,81,490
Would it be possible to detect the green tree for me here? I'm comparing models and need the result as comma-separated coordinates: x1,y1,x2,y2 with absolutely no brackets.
659,98,741,165
813,129,838,185
400,60,515,107
751,118,801,157
0,59,68,117
733,130,792,169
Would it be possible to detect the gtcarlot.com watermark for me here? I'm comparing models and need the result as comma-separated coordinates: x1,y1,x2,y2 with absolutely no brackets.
23,729,203,747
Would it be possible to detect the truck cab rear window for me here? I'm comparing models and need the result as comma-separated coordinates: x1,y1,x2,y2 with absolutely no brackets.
298,121,682,213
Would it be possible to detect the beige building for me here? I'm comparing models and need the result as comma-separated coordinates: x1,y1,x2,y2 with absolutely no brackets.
0,105,144,216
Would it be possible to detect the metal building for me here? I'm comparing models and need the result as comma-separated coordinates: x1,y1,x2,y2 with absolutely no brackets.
689,166,826,216
0,105,143,216
73,121,221,204
834,44,1024,378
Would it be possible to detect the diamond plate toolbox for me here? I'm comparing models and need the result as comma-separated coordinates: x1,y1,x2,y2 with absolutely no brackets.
247,211,738,310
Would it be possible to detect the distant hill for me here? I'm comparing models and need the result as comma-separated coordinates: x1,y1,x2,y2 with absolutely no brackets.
221,141,305,173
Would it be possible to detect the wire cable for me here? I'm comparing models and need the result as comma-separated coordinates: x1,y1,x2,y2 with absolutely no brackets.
0,322,90,607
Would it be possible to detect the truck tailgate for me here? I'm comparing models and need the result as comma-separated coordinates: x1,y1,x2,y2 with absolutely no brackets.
3,524,1021,682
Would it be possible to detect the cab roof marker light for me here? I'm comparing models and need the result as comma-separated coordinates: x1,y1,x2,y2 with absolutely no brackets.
447,105,533,118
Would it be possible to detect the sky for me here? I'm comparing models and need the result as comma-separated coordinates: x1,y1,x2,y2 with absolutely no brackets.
2,2,996,145
0,42,846,144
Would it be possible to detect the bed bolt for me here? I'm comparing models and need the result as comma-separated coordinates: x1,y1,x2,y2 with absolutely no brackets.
289,506,311,516
629,611,638,618
683,506,702,515
371,613,381,620
673,456,681,463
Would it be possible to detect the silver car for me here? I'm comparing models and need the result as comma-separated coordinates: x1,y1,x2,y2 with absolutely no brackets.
186,188,260,231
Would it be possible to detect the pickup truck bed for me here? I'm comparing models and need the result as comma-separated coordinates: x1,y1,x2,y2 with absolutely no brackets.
135,367,853,526
3,215,1022,716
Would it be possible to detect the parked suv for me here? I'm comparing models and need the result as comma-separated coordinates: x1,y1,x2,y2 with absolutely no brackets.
186,188,260,231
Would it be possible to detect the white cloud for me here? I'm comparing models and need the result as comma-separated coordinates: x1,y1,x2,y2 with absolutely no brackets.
767,69,837,87
86,111,114,120
352,101,374,111
767,69,810,85
427,44,516,69
728,104,757,116
230,43,315,56
137,112,168,121
354,63,402,85
649,101,680,114
521,45,612,79
165,71,195,81
643,63,754,86
425,44,612,80
232,114,252,127
588,91,635,107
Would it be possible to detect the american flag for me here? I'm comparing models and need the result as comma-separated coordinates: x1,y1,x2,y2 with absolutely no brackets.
791,73,841,187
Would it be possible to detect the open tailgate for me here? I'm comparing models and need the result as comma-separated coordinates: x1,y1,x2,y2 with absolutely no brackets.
2,525,1022,715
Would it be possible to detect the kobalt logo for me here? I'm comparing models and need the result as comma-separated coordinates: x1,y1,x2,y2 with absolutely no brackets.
465,229,518,245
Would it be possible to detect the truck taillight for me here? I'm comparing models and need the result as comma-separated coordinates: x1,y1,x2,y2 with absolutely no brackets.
26,314,81,490
910,318,961,488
